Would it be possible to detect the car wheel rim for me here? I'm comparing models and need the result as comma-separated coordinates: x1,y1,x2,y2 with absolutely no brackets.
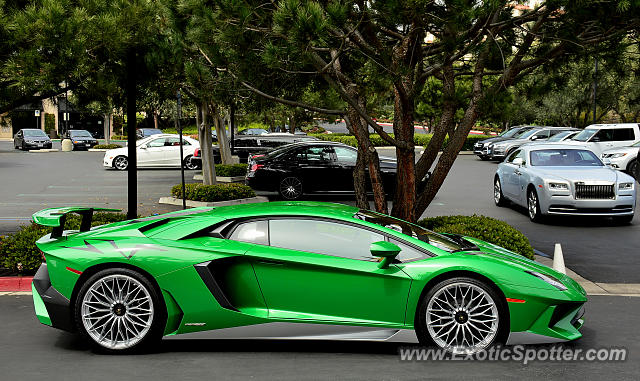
280,177,302,199
81,274,154,350
494,180,501,204
528,191,537,219
114,157,127,170
185,156,197,170
426,282,499,354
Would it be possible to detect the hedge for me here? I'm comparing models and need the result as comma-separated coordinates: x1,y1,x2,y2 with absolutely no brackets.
309,133,489,151
94,143,123,149
110,135,127,140
171,183,255,202
215,164,248,177
0,212,128,275
418,215,534,259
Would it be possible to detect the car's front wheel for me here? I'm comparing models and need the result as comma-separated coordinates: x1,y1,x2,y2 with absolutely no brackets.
279,176,303,200
75,268,166,353
527,187,544,222
494,177,507,206
113,155,128,170
627,159,638,180
416,277,504,354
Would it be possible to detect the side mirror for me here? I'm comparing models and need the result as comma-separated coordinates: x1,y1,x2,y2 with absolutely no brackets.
531,135,539,141
370,241,401,269
139,145,147,149
512,157,524,166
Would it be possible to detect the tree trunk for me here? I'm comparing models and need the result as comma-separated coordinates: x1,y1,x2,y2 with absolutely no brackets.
153,109,159,130
199,103,216,185
213,106,233,164
390,83,416,222
104,113,111,144
289,113,296,134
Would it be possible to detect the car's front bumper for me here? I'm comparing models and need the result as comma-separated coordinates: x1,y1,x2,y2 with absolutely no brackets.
32,263,74,331
541,192,635,216
23,142,53,149
507,302,585,345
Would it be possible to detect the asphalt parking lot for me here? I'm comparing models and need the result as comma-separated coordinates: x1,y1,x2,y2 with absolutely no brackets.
1,293,638,380
1,140,638,283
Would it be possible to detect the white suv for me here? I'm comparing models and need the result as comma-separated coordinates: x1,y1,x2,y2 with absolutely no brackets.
567,123,640,156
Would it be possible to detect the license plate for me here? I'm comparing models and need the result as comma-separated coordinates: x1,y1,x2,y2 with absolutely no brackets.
37,143,43,147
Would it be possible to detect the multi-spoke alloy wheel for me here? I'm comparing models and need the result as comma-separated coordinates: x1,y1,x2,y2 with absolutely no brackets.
113,156,128,171
494,178,506,206
75,269,165,353
184,155,199,170
81,274,153,350
527,188,543,222
417,278,503,354
279,177,303,200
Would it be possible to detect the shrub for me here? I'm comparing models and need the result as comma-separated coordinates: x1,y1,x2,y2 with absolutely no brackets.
0,212,128,275
215,164,248,177
417,215,534,259
171,183,255,202
94,144,122,149
110,135,127,140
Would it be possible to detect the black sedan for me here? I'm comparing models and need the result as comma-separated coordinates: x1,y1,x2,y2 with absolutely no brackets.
61,129,98,150
245,141,398,200
14,129,52,150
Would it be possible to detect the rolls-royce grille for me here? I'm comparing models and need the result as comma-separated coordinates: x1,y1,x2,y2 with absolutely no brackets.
575,184,615,200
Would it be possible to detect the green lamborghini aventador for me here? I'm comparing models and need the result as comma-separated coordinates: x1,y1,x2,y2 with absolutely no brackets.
31,202,586,354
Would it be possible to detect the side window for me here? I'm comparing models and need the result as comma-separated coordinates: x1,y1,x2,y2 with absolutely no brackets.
334,146,358,164
549,130,564,137
165,137,190,146
613,128,635,141
147,138,165,148
592,129,615,142
390,239,429,263
506,150,522,163
269,219,384,261
229,220,269,245
532,130,550,139
292,146,334,162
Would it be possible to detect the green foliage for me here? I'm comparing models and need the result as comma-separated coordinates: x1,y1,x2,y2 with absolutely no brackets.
44,113,56,134
94,143,122,149
0,212,127,275
171,183,255,202
215,164,247,177
418,215,534,259
310,134,489,151
110,135,127,140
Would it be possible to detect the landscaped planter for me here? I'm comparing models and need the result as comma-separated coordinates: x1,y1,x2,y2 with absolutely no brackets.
158,196,269,207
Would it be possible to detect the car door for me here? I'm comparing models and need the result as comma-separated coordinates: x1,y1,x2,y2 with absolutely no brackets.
588,129,615,155
138,137,166,166
293,146,337,192
331,146,359,191
162,136,191,166
502,149,525,202
246,218,412,325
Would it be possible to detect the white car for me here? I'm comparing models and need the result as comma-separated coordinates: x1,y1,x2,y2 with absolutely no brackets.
601,141,640,176
103,134,200,170
562,123,640,156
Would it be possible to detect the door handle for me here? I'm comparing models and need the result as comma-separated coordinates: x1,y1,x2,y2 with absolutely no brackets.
256,259,284,266
514,170,522,176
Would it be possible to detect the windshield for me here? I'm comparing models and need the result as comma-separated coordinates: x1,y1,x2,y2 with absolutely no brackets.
501,128,525,138
547,131,573,142
70,130,93,137
516,129,540,139
354,210,463,253
23,129,47,137
571,129,597,142
530,149,603,166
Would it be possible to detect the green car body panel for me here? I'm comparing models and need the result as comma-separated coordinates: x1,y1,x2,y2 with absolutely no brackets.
31,202,587,346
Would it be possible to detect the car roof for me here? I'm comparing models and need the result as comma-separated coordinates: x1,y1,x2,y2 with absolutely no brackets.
525,144,591,152
585,123,639,129
203,201,359,219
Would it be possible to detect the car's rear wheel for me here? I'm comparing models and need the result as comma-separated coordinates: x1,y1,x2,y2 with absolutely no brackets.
279,176,303,200
494,177,507,206
480,155,490,161
527,187,544,222
75,268,166,353
113,156,128,171
184,155,199,170
416,277,504,354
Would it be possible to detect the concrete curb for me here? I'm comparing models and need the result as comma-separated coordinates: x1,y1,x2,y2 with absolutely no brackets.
535,255,640,296
159,196,269,208
193,174,245,183
88,148,109,152
27,149,59,153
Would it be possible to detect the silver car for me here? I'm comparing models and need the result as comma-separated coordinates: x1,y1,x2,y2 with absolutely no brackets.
488,127,578,161
494,145,636,223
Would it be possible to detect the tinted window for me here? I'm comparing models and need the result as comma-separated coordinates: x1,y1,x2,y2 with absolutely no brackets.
506,150,523,163
165,137,190,146
530,149,602,166
593,129,615,142
334,146,358,164
613,128,635,141
269,219,384,261
572,129,597,142
390,239,428,262
23,130,47,137
292,146,334,162
229,220,269,245
531,130,550,140
70,130,93,137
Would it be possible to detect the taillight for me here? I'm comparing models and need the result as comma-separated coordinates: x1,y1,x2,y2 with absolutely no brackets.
40,250,46,262
250,163,264,172
194,148,200,157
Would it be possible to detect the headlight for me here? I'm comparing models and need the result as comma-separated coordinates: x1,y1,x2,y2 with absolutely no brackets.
526,270,567,291
548,182,569,190
619,182,634,190
607,153,627,159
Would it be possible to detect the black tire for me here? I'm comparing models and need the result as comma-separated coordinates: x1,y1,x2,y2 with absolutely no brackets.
113,155,128,171
184,155,200,170
527,187,544,223
614,214,634,225
74,267,166,354
279,176,303,200
416,277,506,353
480,155,490,161
493,176,507,206
627,159,638,181
21,142,27,151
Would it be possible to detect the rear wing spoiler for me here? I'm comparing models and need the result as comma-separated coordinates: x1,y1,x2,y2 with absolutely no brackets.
32,207,121,238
